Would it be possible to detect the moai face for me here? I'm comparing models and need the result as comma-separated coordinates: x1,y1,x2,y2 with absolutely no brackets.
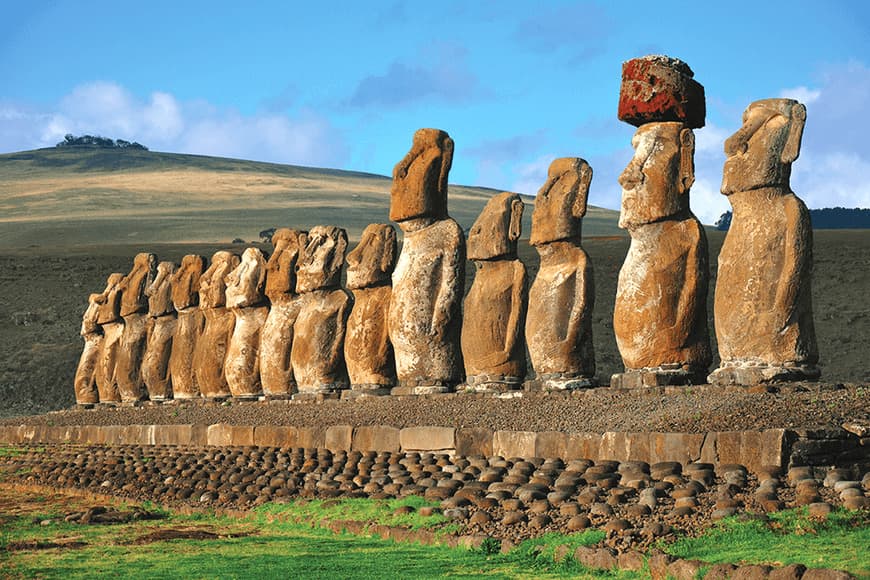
468,192,524,260
265,228,307,301
722,98,806,195
346,224,397,290
389,128,454,226
199,251,240,309
296,226,348,294
170,254,206,311
146,261,178,317
81,292,103,335
225,247,267,309
119,252,157,317
618,122,695,230
530,158,592,247
96,272,125,324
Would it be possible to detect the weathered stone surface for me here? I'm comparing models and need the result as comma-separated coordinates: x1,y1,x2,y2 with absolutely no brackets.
389,131,464,393
526,158,595,389
95,275,124,403
292,226,352,394
168,255,206,398
613,122,711,383
114,253,156,402
535,431,568,459
259,228,307,397
325,425,354,451
710,98,819,385
456,427,493,457
194,251,240,398
400,426,455,451
494,430,536,458
153,424,194,446
345,224,397,391
74,292,102,405
253,425,298,448
352,425,401,452
618,55,705,128
142,261,177,400
225,248,268,398
462,193,527,390
206,423,254,447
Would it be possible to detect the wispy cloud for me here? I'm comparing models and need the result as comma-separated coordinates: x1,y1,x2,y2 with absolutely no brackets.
513,3,611,61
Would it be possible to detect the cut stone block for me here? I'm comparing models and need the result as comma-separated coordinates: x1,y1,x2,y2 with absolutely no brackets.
618,55,705,128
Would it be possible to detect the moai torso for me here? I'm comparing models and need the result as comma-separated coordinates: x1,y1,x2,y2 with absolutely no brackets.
525,158,596,389
94,273,125,402
194,251,240,398
291,226,352,395
142,261,178,400
387,128,465,393
462,192,527,391
260,229,306,397
168,255,206,398
345,223,397,394
74,292,103,405
225,247,269,398
711,99,818,383
613,122,711,381
115,252,156,402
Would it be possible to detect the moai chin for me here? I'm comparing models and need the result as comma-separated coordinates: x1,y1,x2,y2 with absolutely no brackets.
260,228,307,397
388,128,466,394
73,292,103,405
291,226,353,398
193,250,240,399
709,98,819,385
115,252,157,402
525,158,596,390
142,261,178,400
93,272,125,403
612,115,712,387
462,192,528,392
344,223,398,396
168,255,206,399
224,247,269,398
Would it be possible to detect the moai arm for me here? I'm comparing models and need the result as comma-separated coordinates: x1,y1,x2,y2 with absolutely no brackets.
564,253,593,354
776,199,812,330
329,292,353,369
674,226,705,336
503,261,528,356
430,230,463,338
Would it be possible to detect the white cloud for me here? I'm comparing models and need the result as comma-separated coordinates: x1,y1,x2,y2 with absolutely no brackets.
511,155,554,196
0,81,348,168
779,85,822,105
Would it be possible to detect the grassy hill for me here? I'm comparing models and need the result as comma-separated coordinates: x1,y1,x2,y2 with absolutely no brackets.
0,147,622,248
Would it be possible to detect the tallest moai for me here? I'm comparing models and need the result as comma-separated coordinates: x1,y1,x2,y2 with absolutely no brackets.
612,56,712,388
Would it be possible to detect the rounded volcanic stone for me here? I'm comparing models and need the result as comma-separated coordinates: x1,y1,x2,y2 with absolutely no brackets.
470,510,492,525
567,515,591,531
843,496,869,510
625,504,651,517
589,502,614,517
502,511,527,526
560,502,582,516
618,55,706,128
529,514,552,529
712,507,738,520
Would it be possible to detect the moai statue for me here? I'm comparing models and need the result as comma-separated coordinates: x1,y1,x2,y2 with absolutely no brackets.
115,252,157,402
168,255,206,399
141,261,178,400
93,273,124,403
462,193,528,392
709,98,819,384
260,228,307,397
291,226,352,397
525,159,596,390
73,292,103,406
344,223,398,396
613,55,711,388
224,247,269,398
193,251,240,399
388,128,466,394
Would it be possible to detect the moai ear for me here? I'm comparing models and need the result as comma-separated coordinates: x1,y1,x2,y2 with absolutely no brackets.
781,102,806,164
256,251,268,293
572,162,592,218
679,127,696,193
331,229,349,275
380,226,398,274
438,135,455,196
508,198,524,242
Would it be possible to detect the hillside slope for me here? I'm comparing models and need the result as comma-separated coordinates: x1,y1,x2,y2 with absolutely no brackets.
0,147,622,247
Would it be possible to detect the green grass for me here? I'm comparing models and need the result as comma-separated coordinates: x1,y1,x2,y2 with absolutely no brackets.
663,507,870,576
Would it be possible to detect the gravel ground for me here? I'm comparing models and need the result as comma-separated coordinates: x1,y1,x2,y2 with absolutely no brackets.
4,382,867,432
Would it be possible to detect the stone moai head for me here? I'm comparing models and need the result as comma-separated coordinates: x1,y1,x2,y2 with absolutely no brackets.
389,128,454,226
296,225,348,294
225,247,268,309
265,228,308,301
530,158,592,247
722,98,806,195
468,192,524,260
146,261,178,317
96,272,125,325
199,251,241,309
346,223,397,290
618,122,695,230
119,252,157,317
81,292,103,335
170,254,206,311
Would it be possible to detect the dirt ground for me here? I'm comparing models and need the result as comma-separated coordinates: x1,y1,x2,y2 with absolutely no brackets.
0,230,867,419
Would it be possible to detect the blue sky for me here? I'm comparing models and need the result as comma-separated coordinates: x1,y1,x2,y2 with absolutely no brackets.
1,0,869,223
